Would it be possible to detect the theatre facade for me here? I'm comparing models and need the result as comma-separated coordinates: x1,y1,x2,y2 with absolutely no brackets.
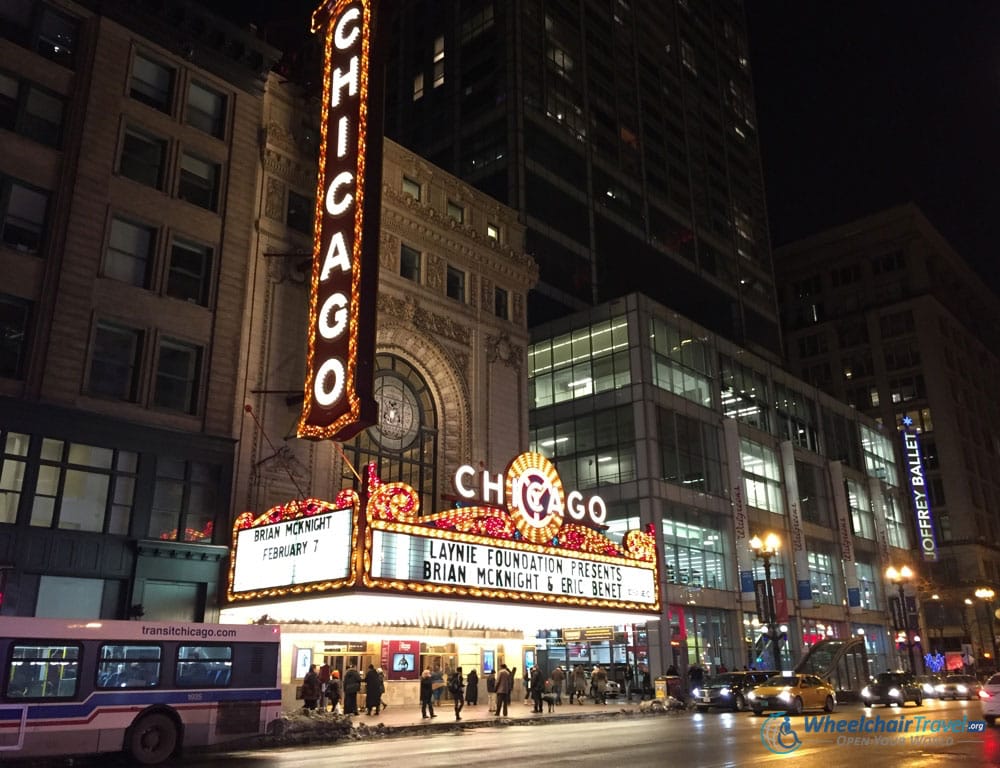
229,5,647,705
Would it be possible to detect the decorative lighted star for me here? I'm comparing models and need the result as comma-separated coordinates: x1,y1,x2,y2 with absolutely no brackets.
901,415,913,428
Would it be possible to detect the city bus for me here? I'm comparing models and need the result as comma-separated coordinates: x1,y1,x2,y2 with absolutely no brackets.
0,617,281,764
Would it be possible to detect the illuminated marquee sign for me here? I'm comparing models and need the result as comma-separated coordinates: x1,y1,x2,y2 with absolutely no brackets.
298,0,383,441
902,415,938,561
362,452,660,613
227,492,360,600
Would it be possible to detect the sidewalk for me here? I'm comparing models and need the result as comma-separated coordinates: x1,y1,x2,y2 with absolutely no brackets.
347,694,654,732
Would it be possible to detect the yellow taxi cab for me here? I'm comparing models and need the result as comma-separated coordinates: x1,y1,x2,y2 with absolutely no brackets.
747,672,837,715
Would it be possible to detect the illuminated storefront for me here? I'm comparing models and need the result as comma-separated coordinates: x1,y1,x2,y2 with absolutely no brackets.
222,453,660,706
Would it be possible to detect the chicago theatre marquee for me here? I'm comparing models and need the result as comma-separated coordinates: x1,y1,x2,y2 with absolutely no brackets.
228,0,659,707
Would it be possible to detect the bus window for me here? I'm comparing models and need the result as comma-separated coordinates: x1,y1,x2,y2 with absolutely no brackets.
177,645,232,687
6,643,79,699
97,644,162,688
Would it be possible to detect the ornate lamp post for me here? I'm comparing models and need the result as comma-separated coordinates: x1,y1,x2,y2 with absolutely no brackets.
975,587,999,671
886,565,915,673
750,532,782,670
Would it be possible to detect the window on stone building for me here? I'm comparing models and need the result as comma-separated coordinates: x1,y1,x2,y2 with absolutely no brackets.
185,80,226,138
400,244,421,283
87,321,143,402
0,295,31,379
119,126,166,189
285,190,313,234
153,338,203,414
166,238,213,307
494,286,509,320
1,176,49,254
148,458,219,542
104,216,155,287
446,265,465,303
29,439,136,535
177,152,220,211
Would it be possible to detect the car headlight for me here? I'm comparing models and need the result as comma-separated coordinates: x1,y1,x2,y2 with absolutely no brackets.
747,691,757,701
923,683,934,693
957,684,968,693
935,684,945,692
720,687,731,697
888,687,901,698
778,689,792,703
692,688,700,698
861,686,871,698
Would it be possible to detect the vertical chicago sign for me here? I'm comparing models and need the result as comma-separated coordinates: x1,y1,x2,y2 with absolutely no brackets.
299,0,383,441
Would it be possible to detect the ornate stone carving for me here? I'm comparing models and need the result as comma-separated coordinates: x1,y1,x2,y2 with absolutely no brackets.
426,252,444,290
262,147,315,191
377,294,471,345
486,333,522,371
265,176,285,221
379,232,399,269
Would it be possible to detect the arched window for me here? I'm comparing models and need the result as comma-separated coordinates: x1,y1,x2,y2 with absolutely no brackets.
340,354,438,514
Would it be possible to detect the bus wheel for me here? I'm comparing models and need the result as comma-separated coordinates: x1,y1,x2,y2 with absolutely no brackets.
128,712,178,765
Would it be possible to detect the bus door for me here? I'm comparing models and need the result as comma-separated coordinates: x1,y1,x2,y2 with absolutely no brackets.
0,705,28,751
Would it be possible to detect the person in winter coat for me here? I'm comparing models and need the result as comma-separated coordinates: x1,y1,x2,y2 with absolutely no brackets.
342,664,362,715
465,668,479,705
318,663,331,710
550,665,564,704
572,665,587,704
449,667,465,720
327,670,342,714
486,669,497,711
431,667,445,704
364,664,384,715
494,663,512,717
301,664,322,711
529,666,544,712
419,669,436,719
592,665,608,704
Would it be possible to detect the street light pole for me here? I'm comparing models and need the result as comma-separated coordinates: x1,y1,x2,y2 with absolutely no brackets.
750,533,782,671
886,565,915,673
975,587,999,672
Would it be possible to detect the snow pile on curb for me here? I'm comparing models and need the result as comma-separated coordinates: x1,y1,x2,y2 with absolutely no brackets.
266,710,375,745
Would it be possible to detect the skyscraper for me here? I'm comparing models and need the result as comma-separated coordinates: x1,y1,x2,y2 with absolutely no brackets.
381,0,780,357
774,204,1000,668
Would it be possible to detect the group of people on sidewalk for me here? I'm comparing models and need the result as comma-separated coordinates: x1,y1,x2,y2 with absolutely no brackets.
420,666,481,720
300,663,386,715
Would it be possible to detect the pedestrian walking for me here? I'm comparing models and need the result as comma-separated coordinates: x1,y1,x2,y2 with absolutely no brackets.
420,669,436,719
449,667,465,720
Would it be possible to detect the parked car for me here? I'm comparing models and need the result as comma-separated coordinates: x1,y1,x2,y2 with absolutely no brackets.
693,671,775,712
979,673,1000,725
915,674,944,699
747,673,837,716
861,671,923,707
936,674,983,700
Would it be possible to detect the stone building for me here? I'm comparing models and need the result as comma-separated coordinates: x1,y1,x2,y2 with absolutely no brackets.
0,0,278,620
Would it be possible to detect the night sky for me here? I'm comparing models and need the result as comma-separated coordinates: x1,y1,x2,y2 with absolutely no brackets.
217,1,1000,292
745,1,1000,291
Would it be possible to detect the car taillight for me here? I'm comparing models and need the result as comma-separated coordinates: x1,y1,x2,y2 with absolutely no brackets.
979,689,991,700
